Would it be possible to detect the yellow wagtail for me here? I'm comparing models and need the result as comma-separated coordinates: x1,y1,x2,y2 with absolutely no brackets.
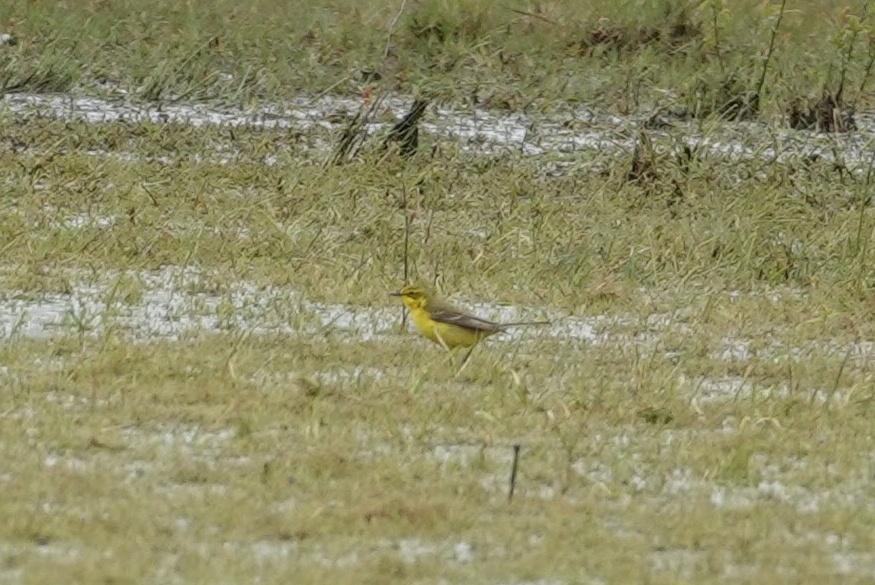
390,284,549,350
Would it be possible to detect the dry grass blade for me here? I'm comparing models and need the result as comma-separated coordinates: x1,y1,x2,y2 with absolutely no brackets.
328,92,387,166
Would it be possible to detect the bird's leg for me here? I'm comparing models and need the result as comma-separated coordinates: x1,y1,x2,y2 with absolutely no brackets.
461,344,476,367
455,343,477,376
433,329,459,370
431,328,471,375
433,329,451,352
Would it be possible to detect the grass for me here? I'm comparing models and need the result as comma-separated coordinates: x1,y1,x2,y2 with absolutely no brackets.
1,1,874,116
1,115,873,298
1,316,874,583
2,1,875,583
1,109,874,583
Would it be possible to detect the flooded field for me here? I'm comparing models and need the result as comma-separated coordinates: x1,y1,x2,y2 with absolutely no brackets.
2,11,875,582
5,92,875,174
0,0,875,585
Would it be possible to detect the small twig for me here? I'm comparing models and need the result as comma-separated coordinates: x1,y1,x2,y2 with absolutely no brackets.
422,208,435,247
836,1,868,103
829,346,853,403
0,230,26,257
508,444,521,502
865,144,875,185
311,75,352,104
224,329,252,387
141,183,160,207
301,225,324,257
711,0,726,76
504,5,559,25
384,0,408,59
402,186,410,285
328,93,386,165
520,121,534,154
855,184,870,289
858,34,875,95
753,0,788,112
401,186,410,331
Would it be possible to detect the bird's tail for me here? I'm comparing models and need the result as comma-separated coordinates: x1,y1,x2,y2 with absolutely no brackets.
500,320,551,328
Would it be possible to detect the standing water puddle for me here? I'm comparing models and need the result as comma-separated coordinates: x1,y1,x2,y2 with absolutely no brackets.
0,266,610,343
4,93,875,172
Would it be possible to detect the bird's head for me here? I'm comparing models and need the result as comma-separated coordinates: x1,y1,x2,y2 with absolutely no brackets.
390,284,430,310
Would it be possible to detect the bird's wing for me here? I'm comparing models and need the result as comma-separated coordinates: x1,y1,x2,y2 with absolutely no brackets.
428,305,503,333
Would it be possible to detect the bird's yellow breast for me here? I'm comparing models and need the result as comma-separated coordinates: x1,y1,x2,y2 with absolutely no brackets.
407,306,486,349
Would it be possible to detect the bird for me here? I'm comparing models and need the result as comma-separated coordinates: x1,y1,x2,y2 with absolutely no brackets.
389,284,549,351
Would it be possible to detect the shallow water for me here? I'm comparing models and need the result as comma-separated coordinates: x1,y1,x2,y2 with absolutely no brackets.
5,92,875,174
0,266,631,344
1,266,871,383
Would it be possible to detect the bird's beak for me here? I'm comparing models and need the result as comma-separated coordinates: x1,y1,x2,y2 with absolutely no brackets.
389,291,401,297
